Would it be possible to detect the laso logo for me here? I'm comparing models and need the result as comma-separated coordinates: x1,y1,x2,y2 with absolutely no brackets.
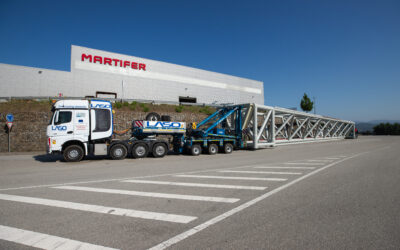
91,104,112,109
146,121,183,128
52,125,67,131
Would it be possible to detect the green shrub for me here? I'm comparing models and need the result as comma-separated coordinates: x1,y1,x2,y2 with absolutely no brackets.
114,102,122,109
175,105,184,113
123,101,129,107
199,106,213,115
129,101,138,110
140,103,149,112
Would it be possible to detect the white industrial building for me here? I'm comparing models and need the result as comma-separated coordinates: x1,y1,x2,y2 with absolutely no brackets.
0,45,264,105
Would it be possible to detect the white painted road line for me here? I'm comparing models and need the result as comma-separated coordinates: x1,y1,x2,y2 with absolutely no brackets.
0,194,196,224
219,170,302,175
149,151,368,250
52,186,239,203
323,157,341,160
254,166,316,170
307,159,333,162
175,175,287,182
284,162,325,165
0,225,118,250
122,180,267,190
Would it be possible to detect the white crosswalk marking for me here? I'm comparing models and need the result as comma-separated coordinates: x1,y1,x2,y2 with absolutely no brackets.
122,180,267,190
0,194,196,224
0,225,118,250
284,162,325,165
219,170,302,175
175,175,287,182
52,186,239,203
254,166,316,170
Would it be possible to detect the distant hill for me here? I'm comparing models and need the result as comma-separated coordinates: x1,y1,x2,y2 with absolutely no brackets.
368,120,400,124
356,120,400,132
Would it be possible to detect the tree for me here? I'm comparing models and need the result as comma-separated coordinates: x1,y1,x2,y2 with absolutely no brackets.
300,93,314,112
373,122,400,135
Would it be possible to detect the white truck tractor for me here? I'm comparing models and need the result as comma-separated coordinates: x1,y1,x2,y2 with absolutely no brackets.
46,100,184,162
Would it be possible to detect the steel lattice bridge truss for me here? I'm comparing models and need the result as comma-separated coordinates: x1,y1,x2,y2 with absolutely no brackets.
227,103,355,149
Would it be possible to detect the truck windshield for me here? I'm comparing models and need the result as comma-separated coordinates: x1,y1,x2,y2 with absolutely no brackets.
48,112,55,125
55,111,72,125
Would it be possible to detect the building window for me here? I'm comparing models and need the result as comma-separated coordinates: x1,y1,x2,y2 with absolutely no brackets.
179,96,197,103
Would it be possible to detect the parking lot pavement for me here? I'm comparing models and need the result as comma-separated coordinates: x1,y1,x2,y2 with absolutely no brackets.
0,136,399,249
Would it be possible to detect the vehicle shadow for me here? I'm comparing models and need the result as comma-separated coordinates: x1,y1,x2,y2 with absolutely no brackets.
33,154,117,163
33,154,63,162
33,150,183,163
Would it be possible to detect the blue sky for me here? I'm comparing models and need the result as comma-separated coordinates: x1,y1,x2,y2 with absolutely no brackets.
0,0,399,121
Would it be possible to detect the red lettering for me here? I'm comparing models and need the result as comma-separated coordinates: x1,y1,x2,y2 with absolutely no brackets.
81,52,146,71
112,59,119,66
139,63,146,71
81,54,92,62
93,56,102,64
104,57,112,65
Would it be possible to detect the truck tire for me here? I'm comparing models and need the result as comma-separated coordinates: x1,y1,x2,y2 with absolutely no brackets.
161,115,171,121
152,143,167,158
63,145,84,162
110,144,127,160
145,112,161,121
223,143,233,154
132,143,148,158
191,144,202,156
208,144,218,155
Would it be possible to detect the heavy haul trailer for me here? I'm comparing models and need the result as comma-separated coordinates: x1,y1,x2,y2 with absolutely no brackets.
134,105,245,156
47,100,356,162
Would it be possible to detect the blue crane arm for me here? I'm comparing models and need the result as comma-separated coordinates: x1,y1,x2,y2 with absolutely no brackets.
203,107,239,135
196,109,223,128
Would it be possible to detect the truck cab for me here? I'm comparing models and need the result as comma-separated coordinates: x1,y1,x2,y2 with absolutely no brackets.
47,100,113,161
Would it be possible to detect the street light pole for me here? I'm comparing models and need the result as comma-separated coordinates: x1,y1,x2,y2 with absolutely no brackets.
313,96,316,114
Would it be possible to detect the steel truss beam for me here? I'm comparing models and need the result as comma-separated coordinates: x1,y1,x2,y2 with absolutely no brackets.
229,103,355,149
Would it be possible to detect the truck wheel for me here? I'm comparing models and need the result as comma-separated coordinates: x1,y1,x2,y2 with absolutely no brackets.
132,143,148,158
223,143,233,154
110,144,127,160
63,145,84,162
153,143,167,158
208,144,218,155
191,144,202,156
145,112,161,121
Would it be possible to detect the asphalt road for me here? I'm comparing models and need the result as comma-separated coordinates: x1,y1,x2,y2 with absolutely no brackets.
0,136,399,250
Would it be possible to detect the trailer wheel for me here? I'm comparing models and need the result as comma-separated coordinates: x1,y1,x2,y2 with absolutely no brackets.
153,143,167,158
132,143,148,158
191,144,202,156
145,112,161,121
63,145,84,162
223,143,233,154
110,144,127,160
208,144,218,155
